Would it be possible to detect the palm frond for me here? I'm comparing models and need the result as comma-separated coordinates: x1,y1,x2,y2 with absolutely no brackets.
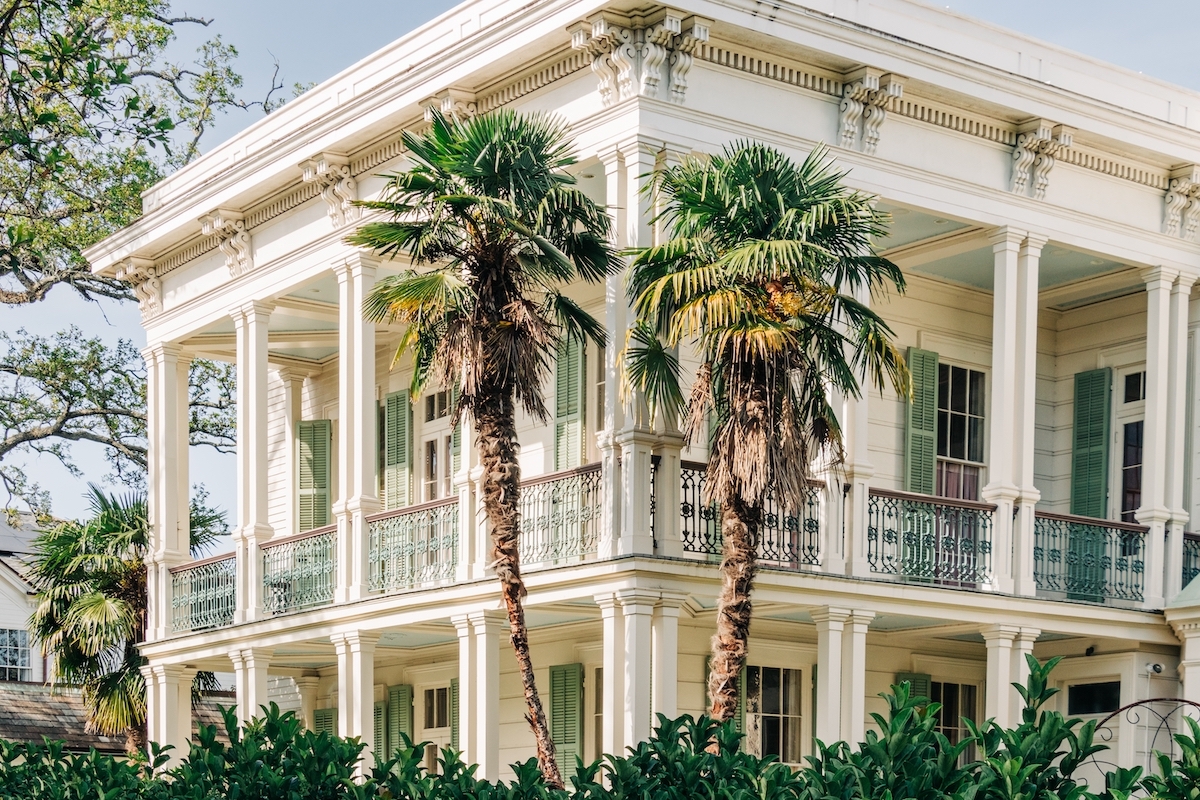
622,323,686,424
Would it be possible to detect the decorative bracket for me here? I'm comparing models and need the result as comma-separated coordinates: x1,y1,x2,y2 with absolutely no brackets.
838,68,904,154
420,88,477,122
301,153,357,227
1010,119,1073,200
669,15,710,105
115,257,161,318
1163,164,1200,240
200,209,252,277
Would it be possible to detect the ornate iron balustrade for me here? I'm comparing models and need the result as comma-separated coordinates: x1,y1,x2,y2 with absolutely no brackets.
1184,533,1200,588
368,499,458,593
678,461,822,567
262,526,337,615
866,489,995,586
170,555,236,632
1033,511,1145,603
519,464,602,566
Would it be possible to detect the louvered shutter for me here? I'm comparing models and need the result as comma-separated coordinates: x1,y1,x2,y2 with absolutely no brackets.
384,392,413,509
298,420,332,531
449,677,460,751
374,701,387,757
313,707,338,736
895,672,932,702
550,663,584,777
1071,368,1112,518
387,684,413,751
904,348,939,495
555,339,586,470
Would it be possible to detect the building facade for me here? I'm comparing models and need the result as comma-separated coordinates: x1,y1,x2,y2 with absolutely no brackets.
85,0,1200,779
0,516,44,685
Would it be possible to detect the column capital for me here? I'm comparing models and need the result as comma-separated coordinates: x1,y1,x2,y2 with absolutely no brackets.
656,591,694,615
1176,271,1199,293
596,144,624,170
466,608,506,629
294,675,321,690
141,341,185,368
594,591,620,612
1014,627,1041,644
1019,232,1049,254
981,624,1020,643
231,646,275,663
1136,505,1173,525
614,134,664,164
451,614,473,635
333,252,379,280
987,227,1026,251
615,588,659,614
810,606,853,628
846,609,876,626
1142,265,1181,288
329,631,380,652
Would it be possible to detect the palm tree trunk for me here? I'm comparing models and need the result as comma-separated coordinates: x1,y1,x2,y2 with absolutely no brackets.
125,722,147,757
708,493,760,722
474,391,563,788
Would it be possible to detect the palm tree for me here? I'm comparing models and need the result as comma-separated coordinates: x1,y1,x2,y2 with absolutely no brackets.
27,486,225,754
624,143,910,723
350,109,615,786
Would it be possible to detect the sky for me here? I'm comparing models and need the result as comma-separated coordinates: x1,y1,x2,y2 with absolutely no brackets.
7,0,1200,522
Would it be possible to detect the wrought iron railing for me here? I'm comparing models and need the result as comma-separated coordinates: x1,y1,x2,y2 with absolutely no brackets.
170,555,236,632
1033,511,1145,603
1184,533,1200,589
368,499,458,593
519,464,602,566
678,461,822,567
866,489,995,586
262,526,337,615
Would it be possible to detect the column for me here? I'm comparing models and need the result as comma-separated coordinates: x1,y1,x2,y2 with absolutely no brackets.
812,607,849,744
841,610,874,745
452,616,476,763
1012,234,1047,597
1010,627,1040,723
597,146,626,560
844,283,874,579
141,663,194,762
1167,274,1197,599
471,610,502,778
1171,621,1200,719
333,255,380,603
278,369,305,537
596,592,624,755
1140,266,1180,610
982,625,1018,728
981,229,1024,595
142,343,189,640
456,409,480,582
232,302,274,622
652,594,687,721
295,675,320,730
618,590,655,747
231,647,273,726
652,432,685,558
331,632,378,769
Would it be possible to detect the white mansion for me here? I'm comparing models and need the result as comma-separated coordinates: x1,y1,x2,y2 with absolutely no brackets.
86,0,1200,779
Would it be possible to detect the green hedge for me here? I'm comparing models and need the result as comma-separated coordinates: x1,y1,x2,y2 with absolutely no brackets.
2,657,1197,800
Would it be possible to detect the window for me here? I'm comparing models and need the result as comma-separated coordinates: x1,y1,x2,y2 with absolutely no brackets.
593,666,604,761
1067,681,1121,715
931,681,977,762
425,391,450,422
743,666,802,764
0,629,30,681
424,686,450,730
1120,420,1143,524
595,346,606,437
1123,371,1146,404
936,364,985,501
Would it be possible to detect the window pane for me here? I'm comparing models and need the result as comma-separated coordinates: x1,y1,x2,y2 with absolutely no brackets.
968,371,985,417
437,687,449,728
426,395,435,422
782,668,802,716
425,689,435,729
762,715,781,759
1067,682,1121,715
950,366,967,413
781,716,803,763
949,414,966,460
962,466,981,502
762,667,781,715
938,364,950,409
1124,372,1144,404
1123,421,1143,466
967,417,984,463
746,667,761,714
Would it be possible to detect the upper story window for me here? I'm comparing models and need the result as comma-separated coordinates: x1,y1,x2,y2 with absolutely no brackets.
743,665,802,764
1067,681,1120,715
426,391,450,422
1113,367,1145,523
0,629,30,681
936,364,985,501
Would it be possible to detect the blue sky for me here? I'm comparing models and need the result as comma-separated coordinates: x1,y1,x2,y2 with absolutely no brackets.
7,0,1199,520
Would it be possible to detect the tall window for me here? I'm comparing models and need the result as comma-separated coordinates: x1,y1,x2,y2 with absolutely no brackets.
422,390,453,502
743,666,802,764
936,364,985,500
0,629,30,681
1118,371,1146,523
930,681,977,762
424,686,450,730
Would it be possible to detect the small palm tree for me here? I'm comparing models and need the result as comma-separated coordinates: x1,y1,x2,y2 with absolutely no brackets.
350,109,615,786
625,143,909,722
28,486,225,754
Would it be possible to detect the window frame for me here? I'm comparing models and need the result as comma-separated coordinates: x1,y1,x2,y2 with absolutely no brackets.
934,361,988,501
0,628,31,682
1109,365,1146,522
742,664,805,765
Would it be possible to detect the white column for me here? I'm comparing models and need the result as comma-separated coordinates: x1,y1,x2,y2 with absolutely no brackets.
295,675,320,730
1013,234,1047,597
1009,627,1040,723
278,369,305,537
812,607,849,743
841,609,874,745
142,664,193,763
331,632,378,771
470,610,502,779
597,145,626,561
596,592,625,755
983,625,1018,728
652,432,685,558
456,409,480,582
1140,266,1180,610
844,286,874,578
652,594,687,721
452,615,477,763
619,590,655,747
1170,621,1200,719
232,302,274,622
1167,274,1197,599
231,647,273,726
333,255,380,603
982,229,1024,595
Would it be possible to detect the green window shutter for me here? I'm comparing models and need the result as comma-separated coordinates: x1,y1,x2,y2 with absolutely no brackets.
555,338,586,470
384,392,413,509
313,707,338,736
387,684,413,750
904,348,939,495
449,677,460,751
895,672,932,702
374,701,387,757
1071,368,1112,518
298,420,332,531
550,663,584,778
